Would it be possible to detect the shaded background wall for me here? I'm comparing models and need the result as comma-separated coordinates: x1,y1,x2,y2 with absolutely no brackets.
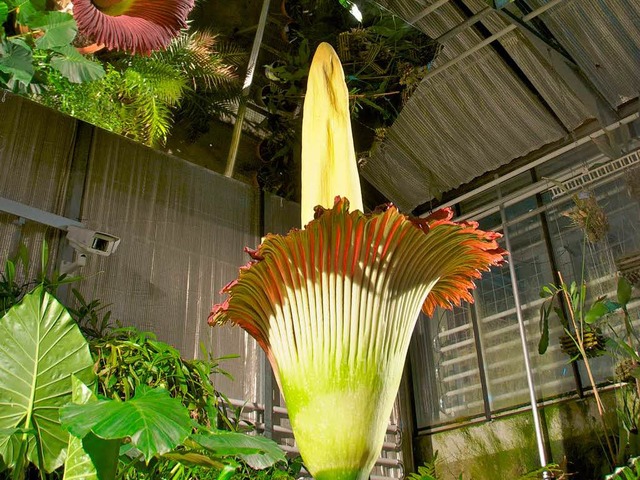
0,92,295,402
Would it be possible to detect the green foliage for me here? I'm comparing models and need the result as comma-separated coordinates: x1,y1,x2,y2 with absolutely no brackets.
606,457,640,479
63,378,119,480
0,247,286,480
231,456,302,480
37,30,242,147
39,66,126,135
188,432,285,470
90,328,231,428
516,464,563,479
406,452,439,480
537,278,610,357
0,243,81,317
60,380,285,479
1,2,242,147
67,289,114,340
0,287,95,476
62,386,193,461
0,0,105,92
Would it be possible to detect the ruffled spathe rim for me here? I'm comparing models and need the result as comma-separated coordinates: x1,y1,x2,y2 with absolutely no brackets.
72,0,195,55
209,197,506,372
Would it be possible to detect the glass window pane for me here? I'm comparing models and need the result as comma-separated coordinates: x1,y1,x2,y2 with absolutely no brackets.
410,308,484,428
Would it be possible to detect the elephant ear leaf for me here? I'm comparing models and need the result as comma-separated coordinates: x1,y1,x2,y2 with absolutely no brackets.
0,286,94,473
63,377,120,480
60,386,192,462
190,430,286,469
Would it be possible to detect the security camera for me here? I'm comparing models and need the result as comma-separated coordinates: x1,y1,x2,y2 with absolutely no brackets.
66,226,120,257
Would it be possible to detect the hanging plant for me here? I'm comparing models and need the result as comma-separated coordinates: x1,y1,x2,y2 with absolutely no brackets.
564,190,609,243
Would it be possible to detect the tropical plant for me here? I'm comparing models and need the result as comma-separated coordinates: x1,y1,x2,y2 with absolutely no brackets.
38,30,243,146
0,0,105,93
0,287,95,478
0,244,286,479
537,271,619,466
406,452,442,480
67,288,114,339
60,379,286,480
90,326,238,430
0,282,285,480
606,457,640,480
209,42,506,480
603,278,640,465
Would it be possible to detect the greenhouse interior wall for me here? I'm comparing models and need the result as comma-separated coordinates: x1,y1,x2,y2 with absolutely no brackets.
409,122,640,479
0,93,403,479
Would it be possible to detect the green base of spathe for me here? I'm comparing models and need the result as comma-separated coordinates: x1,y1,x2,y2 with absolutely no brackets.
281,359,405,480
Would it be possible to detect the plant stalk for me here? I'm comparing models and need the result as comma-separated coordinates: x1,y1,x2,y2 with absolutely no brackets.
558,272,616,466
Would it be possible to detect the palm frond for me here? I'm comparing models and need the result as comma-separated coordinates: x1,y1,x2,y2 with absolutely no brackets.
120,69,175,146
152,30,243,91
126,59,187,106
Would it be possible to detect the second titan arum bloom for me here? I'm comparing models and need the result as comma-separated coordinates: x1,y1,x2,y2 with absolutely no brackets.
210,43,506,480
73,0,194,54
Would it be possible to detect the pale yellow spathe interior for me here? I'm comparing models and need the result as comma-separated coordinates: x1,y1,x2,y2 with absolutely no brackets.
301,42,363,226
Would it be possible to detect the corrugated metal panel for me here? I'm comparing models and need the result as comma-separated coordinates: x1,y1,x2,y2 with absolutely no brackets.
527,0,640,108
465,0,592,130
76,129,263,402
0,94,77,275
360,0,568,210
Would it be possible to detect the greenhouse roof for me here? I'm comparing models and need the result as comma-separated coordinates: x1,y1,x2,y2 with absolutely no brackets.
357,0,640,213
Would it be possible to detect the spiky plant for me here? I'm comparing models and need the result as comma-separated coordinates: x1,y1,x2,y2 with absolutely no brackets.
210,43,507,480
117,61,186,145
154,30,244,140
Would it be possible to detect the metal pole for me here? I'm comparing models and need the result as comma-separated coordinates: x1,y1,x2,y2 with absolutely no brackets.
225,0,272,178
497,183,552,477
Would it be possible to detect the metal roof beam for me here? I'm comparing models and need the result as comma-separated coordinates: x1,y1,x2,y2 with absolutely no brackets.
409,0,451,24
496,9,620,125
419,111,639,215
435,6,493,44
420,0,564,82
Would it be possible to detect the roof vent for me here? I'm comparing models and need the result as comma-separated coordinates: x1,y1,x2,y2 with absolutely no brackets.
550,149,640,198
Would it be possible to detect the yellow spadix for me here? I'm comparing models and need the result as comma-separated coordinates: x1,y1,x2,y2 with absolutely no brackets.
300,42,363,225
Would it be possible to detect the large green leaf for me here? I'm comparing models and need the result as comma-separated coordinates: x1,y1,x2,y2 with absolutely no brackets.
0,39,34,86
584,300,608,324
31,11,77,49
63,377,119,480
190,431,286,469
14,0,45,25
618,277,633,307
50,45,105,83
0,287,94,473
60,386,191,461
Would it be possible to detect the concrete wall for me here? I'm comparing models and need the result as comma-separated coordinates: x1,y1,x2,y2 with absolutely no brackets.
415,390,621,479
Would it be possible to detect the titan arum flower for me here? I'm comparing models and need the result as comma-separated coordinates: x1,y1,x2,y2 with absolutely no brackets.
72,0,195,54
209,43,506,480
